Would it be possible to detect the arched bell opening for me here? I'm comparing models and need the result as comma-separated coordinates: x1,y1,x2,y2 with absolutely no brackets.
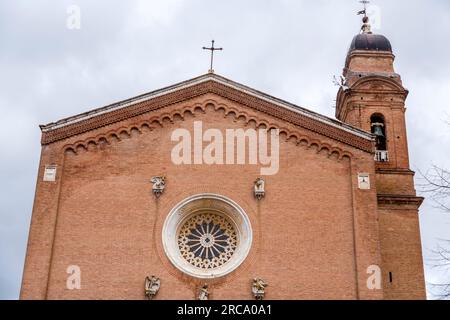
370,114,388,162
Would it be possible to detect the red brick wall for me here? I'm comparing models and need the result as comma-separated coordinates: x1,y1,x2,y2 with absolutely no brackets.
378,207,426,300
21,94,386,299
336,51,426,300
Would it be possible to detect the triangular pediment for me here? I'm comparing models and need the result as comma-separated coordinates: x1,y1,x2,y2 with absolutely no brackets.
40,73,373,152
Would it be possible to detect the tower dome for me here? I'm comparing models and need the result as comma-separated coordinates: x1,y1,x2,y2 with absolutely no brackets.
348,33,392,53
348,15,393,54
340,12,401,97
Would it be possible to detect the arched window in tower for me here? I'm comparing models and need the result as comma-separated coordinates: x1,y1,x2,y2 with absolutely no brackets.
371,114,389,162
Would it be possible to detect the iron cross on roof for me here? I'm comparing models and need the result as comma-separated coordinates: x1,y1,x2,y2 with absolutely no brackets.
202,40,223,74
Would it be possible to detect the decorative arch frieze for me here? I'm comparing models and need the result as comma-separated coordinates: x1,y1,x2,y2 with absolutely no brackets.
62,100,353,161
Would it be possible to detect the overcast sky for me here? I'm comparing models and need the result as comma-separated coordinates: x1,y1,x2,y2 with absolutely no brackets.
1,0,449,300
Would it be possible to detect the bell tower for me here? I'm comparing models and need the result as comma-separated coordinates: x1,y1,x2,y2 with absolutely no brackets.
336,15,410,171
335,13,426,299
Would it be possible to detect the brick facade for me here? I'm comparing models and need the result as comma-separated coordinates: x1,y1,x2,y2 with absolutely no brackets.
336,46,426,299
21,41,426,300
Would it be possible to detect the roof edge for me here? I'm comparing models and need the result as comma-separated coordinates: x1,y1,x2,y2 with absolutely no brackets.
40,73,374,141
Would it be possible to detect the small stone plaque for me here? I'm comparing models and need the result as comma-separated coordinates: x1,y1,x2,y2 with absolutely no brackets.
358,173,370,190
43,165,57,182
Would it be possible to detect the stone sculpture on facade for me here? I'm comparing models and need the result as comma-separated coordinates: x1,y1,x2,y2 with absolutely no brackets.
150,176,166,197
254,178,265,200
198,284,209,300
252,278,268,300
144,275,161,300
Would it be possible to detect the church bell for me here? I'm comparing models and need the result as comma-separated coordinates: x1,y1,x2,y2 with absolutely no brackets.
371,122,385,138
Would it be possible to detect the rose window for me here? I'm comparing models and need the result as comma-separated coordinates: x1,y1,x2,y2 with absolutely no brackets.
162,194,252,279
178,213,238,269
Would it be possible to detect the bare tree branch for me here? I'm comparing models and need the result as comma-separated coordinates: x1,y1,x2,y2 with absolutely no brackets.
428,282,450,300
418,121,450,299
425,239,450,299
418,164,450,212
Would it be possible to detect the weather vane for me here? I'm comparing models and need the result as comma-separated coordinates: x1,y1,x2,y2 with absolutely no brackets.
357,0,372,34
357,0,370,17
202,40,223,74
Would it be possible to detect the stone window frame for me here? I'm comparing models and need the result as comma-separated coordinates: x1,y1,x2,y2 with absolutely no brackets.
162,193,253,279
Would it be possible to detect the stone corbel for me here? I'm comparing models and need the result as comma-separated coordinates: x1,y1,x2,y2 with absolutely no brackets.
150,176,166,197
252,278,268,300
144,275,161,300
254,178,265,200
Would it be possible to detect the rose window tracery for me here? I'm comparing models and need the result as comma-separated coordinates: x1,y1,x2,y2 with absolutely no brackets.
178,213,237,269
162,194,252,279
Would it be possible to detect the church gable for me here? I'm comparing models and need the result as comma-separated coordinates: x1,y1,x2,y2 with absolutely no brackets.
40,74,374,154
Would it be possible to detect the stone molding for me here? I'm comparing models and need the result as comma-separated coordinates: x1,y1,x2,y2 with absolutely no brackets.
61,99,355,161
41,75,373,152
